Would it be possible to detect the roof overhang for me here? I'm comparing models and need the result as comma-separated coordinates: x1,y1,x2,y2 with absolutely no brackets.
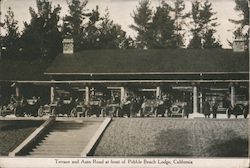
6,79,249,84
44,71,249,76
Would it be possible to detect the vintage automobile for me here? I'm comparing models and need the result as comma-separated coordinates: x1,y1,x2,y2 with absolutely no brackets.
168,102,186,117
15,99,42,117
0,104,15,117
51,99,77,117
37,104,54,117
104,103,122,117
141,99,166,117
84,100,102,117
226,102,249,119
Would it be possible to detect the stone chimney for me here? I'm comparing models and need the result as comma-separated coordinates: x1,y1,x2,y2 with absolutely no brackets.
233,37,246,52
63,38,74,54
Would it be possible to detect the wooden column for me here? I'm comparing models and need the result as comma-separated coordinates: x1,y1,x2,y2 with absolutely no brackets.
85,86,90,104
156,86,161,99
15,85,20,97
193,85,198,113
50,86,55,104
199,92,203,113
230,85,235,107
120,87,127,102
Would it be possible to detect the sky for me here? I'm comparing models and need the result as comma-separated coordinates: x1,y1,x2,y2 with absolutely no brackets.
0,0,244,48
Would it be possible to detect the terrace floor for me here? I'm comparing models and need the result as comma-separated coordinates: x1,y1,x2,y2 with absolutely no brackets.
0,119,44,156
93,118,248,157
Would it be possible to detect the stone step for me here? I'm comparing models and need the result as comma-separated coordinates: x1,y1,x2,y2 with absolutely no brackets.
27,120,103,157
32,148,83,153
52,127,84,129
34,145,84,150
53,124,85,127
47,130,87,133
37,141,86,145
28,154,80,157
43,135,88,139
29,151,80,156
46,132,89,135
41,138,87,142
37,141,89,145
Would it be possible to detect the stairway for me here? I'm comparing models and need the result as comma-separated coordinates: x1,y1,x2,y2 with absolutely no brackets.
27,119,103,157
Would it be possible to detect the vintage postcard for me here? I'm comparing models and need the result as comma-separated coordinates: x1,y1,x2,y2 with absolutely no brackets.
0,0,249,168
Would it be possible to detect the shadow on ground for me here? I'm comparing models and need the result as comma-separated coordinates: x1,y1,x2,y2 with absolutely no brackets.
146,129,192,156
206,129,248,157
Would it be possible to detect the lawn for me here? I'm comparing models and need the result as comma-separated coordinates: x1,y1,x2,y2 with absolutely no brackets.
0,120,44,156
93,118,248,157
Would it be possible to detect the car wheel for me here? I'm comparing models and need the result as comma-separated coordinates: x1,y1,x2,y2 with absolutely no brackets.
226,108,231,118
51,108,56,116
38,108,43,117
70,109,76,117
154,109,157,117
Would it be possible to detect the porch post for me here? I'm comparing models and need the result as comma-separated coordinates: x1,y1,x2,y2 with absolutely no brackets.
50,85,55,104
230,85,235,107
190,84,204,118
193,85,198,113
121,87,127,102
85,86,90,104
199,92,203,113
15,84,20,97
156,86,161,99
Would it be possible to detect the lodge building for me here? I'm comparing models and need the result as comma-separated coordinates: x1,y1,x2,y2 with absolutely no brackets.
0,38,249,117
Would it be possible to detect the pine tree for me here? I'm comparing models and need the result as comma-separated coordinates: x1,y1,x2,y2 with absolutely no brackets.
188,1,202,48
229,0,249,48
2,7,21,59
83,5,102,49
189,31,202,49
21,0,62,60
203,29,221,48
200,0,221,49
62,0,89,51
188,0,221,49
172,0,189,48
130,0,153,49
230,0,249,26
98,8,134,49
151,1,176,48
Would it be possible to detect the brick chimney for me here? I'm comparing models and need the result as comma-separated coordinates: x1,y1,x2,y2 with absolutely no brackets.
63,38,74,54
233,37,246,52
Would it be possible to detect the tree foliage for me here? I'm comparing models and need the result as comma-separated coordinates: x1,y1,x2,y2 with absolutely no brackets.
172,0,189,47
188,0,221,49
62,0,89,52
130,0,153,49
63,1,133,51
21,0,62,60
98,8,134,49
151,1,175,48
131,0,189,49
229,0,249,48
230,0,249,26
2,7,21,59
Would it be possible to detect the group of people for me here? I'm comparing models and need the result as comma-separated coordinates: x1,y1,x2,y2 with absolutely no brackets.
104,95,175,117
203,99,220,118
1,92,248,119
202,98,249,119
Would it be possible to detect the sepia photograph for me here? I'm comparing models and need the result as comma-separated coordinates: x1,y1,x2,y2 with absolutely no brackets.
0,0,249,167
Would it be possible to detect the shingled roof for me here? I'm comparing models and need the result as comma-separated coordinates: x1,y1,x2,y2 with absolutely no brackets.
0,60,50,81
45,49,249,74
